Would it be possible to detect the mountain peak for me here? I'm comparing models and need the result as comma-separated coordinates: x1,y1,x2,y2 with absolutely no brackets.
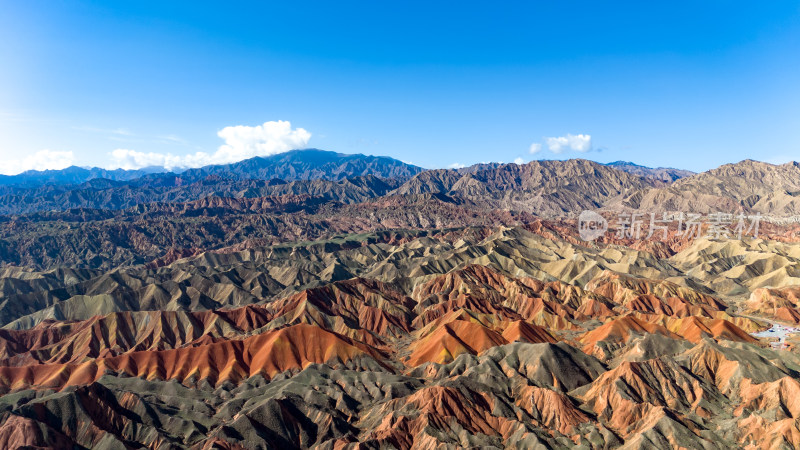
0,149,424,187
604,160,694,183
179,148,424,182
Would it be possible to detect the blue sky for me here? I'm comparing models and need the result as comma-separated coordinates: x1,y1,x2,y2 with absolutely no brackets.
1,1,799,174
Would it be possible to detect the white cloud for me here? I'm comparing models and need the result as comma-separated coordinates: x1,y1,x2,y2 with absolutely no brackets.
514,157,524,165
109,149,192,170
0,149,75,175
448,162,466,169
215,120,311,163
108,120,311,170
544,133,592,153
529,143,542,154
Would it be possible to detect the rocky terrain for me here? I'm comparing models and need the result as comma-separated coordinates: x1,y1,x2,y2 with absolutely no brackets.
604,161,695,184
1,150,800,449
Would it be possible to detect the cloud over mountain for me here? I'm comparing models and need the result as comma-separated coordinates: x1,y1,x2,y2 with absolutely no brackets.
0,149,75,175
109,120,311,170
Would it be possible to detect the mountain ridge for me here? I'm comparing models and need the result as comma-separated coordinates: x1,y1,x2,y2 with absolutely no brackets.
0,148,424,187
604,160,695,183
0,165,170,187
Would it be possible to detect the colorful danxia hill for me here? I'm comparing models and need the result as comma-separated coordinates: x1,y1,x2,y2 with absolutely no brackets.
3,150,800,449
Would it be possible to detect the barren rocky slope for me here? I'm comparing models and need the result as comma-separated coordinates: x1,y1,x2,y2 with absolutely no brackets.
2,154,800,449
618,160,800,215
0,223,798,448
604,161,695,183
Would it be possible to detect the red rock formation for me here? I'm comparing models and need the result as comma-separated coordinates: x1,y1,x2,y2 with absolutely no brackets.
747,286,800,324
0,306,274,366
406,320,508,366
501,321,558,344
0,324,382,392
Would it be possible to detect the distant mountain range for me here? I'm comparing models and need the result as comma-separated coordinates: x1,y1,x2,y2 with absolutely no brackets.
604,160,695,183
0,149,424,187
394,159,654,217
2,150,700,188
0,165,169,187
178,149,424,182
3,153,800,269
1,150,799,219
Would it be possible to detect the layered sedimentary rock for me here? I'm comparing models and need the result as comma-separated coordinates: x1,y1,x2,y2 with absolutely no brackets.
2,155,800,448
